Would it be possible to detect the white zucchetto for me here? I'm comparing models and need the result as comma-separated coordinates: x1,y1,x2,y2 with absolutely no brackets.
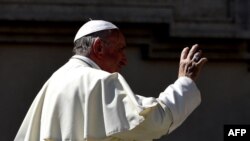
74,20,118,42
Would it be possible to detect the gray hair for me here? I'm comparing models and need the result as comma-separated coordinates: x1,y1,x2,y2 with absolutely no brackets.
73,29,117,56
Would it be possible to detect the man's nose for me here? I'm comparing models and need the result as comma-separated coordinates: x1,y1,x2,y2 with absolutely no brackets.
121,53,128,66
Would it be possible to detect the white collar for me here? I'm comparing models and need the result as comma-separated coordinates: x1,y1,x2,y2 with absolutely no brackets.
71,55,101,70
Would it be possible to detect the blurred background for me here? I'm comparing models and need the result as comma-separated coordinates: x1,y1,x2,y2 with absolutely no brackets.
0,0,250,140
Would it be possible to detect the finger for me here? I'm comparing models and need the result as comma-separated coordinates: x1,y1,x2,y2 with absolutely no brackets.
187,44,199,60
196,57,208,68
192,50,202,62
180,47,189,60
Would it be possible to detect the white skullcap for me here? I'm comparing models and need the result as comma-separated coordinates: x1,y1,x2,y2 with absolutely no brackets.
74,20,118,42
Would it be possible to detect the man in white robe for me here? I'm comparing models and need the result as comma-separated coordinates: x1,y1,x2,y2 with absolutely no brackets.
14,20,207,141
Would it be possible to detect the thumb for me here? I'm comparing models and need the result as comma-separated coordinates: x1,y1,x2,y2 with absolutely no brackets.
197,57,208,69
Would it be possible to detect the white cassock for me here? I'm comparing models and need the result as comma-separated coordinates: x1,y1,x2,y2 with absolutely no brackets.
14,55,201,141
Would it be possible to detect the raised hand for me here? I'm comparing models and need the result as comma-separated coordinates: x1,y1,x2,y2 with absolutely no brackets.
178,44,207,81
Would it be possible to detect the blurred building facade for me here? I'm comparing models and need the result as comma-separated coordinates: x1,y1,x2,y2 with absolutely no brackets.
0,0,250,141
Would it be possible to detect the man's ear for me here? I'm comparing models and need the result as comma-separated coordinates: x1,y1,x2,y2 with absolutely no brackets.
92,38,103,59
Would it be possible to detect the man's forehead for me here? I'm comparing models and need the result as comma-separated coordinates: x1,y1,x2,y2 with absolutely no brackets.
109,31,126,46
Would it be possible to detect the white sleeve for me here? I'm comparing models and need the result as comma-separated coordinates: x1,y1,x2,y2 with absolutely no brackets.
157,76,201,133
112,75,201,140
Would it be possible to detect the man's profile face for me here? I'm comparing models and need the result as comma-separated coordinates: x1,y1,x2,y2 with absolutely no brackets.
101,31,127,73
